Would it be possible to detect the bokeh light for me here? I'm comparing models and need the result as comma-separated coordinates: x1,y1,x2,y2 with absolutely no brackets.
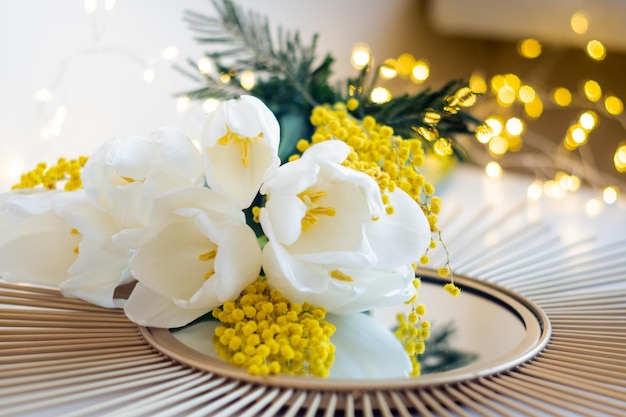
517,38,542,58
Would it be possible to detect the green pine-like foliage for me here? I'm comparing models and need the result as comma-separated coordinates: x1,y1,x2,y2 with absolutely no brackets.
178,0,479,161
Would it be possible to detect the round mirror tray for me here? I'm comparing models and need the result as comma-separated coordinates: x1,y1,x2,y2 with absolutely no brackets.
139,272,551,390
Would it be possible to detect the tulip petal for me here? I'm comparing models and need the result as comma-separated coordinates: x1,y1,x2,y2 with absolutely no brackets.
328,312,411,378
124,283,209,328
366,189,431,268
0,230,78,286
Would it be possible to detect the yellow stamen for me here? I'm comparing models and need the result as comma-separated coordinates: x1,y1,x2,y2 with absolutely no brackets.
240,140,250,167
298,189,335,230
120,176,145,183
308,206,336,216
216,125,263,167
329,269,353,282
73,247,79,254
198,249,217,261
70,228,80,235
203,269,215,280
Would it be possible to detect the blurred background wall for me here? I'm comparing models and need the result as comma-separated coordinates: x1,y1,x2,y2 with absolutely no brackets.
1,0,624,191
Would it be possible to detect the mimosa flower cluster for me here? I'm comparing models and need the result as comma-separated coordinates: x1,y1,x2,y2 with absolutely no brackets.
0,95,444,378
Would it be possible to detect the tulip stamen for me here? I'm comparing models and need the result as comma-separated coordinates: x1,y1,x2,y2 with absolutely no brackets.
239,140,250,167
120,175,145,184
329,269,353,282
299,190,335,230
199,248,217,280
198,249,217,261
218,125,264,167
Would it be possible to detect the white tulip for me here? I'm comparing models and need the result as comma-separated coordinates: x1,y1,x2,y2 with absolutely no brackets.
260,140,430,314
0,189,134,308
52,190,133,308
201,95,280,209
0,190,79,286
82,127,205,228
124,187,262,328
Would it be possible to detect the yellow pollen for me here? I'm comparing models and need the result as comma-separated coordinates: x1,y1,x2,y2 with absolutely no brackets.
70,228,80,235
198,249,217,261
73,246,79,254
329,269,353,282
203,269,215,280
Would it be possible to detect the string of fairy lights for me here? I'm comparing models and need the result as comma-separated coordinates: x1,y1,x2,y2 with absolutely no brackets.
347,9,625,216
7,3,624,218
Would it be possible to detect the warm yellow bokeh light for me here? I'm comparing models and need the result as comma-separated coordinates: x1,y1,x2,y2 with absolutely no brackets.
565,175,581,191
490,75,505,93
571,11,589,34
564,132,578,151
518,38,542,59
525,97,543,118
504,74,521,91
571,126,587,144
544,180,566,199
579,111,598,130
489,136,509,155
240,70,256,90
586,40,606,61
485,117,503,136
197,57,213,75
605,96,624,115
603,186,618,204
220,73,231,83
583,80,602,102
475,124,494,144
485,161,502,178
370,87,391,104
203,98,219,113
505,117,525,136
379,59,398,79
395,53,416,76
518,85,536,103
586,198,602,217
527,181,543,200
615,144,626,172
177,96,191,113
552,87,572,106
470,72,487,94
506,135,523,152
351,44,371,69
411,60,430,83
497,86,516,106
